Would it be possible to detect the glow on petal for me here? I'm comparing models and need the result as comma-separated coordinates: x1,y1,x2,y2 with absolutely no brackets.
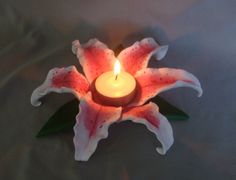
72,39,116,83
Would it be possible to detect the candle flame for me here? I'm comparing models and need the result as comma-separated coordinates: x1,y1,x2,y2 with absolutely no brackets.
114,59,121,76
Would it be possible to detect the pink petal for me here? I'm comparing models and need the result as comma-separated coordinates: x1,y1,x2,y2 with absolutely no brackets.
73,93,122,161
122,102,173,155
129,68,203,107
31,66,89,106
72,39,116,83
118,38,168,76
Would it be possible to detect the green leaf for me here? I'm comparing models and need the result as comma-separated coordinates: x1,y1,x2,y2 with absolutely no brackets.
36,99,78,137
36,96,189,137
152,96,189,121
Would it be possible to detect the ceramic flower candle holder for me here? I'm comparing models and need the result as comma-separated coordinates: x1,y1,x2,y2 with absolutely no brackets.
31,38,202,161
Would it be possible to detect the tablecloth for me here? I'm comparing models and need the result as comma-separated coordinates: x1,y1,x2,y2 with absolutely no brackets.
0,0,235,179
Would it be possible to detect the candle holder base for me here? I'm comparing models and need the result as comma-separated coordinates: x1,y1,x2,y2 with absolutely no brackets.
93,87,136,107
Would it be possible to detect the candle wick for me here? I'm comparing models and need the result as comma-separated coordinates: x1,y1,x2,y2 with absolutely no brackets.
115,75,118,80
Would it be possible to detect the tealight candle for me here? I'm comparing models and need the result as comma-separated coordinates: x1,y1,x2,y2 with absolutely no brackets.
95,59,136,106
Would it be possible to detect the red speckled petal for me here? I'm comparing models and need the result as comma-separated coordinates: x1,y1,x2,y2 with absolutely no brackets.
73,93,122,161
72,39,116,83
31,66,89,106
122,102,173,155
118,38,168,76
129,68,203,107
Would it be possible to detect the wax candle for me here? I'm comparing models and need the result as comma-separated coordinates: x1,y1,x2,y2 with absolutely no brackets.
95,59,136,106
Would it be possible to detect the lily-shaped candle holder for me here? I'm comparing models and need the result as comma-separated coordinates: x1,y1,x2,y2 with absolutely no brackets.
31,38,202,161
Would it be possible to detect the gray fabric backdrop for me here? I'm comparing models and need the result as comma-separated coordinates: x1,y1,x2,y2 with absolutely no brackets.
0,0,235,179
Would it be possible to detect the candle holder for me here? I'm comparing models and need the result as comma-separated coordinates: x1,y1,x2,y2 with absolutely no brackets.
31,38,202,161
94,71,137,106
94,85,137,106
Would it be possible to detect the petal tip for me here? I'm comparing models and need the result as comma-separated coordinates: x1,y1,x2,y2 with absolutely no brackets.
74,153,90,162
141,37,157,44
73,135,93,162
86,38,107,49
72,40,81,54
156,147,166,155
155,45,169,60
197,88,203,97
31,99,42,107
190,77,203,97
31,89,42,107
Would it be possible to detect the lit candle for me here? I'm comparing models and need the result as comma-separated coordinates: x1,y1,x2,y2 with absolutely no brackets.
95,59,136,106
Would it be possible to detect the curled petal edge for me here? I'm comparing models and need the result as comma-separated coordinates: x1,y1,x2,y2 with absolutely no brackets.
118,37,168,75
122,102,174,155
